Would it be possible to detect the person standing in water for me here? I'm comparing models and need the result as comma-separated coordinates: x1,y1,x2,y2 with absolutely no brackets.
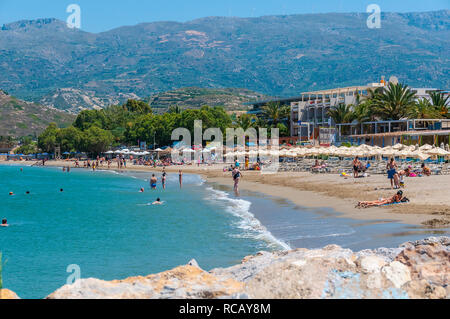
179,170,183,188
232,166,242,195
161,170,167,189
150,174,158,189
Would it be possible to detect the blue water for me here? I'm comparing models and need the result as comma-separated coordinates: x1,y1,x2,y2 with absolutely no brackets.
0,165,284,299
1,165,448,299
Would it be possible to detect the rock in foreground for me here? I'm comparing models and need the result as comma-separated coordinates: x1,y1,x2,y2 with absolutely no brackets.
47,237,449,299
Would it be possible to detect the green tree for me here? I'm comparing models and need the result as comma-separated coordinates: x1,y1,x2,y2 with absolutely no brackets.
236,113,256,131
262,102,290,126
327,103,354,124
73,110,107,131
372,83,416,120
429,91,450,118
57,126,84,152
123,99,152,114
408,99,442,119
37,123,59,153
81,126,114,156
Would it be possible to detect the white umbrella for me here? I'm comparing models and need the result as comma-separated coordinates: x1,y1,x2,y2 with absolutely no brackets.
419,144,433,151
105,150,114,154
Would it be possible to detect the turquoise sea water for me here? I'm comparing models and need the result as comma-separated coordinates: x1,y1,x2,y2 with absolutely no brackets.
0,165,283,299
1,165,448,299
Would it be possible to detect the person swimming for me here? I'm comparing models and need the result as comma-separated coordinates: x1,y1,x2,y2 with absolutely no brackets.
9,192,14,196
26,191,30,194
152,197,163,205
1,218,9,227
60,188,64,192
140,188,145,193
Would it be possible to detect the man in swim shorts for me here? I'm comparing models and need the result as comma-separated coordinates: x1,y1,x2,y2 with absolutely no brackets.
386,158,399,189
150,174,158,189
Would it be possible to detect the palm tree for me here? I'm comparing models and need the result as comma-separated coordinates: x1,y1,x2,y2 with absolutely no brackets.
168,105,183,114
327,103,354,135
429,91,450,118
408,98,442,119
236,113,256,131
262,102,290,126
327,103,354,124
372,82,416,120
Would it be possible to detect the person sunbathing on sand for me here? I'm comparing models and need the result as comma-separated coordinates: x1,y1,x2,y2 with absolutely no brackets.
356,190,404,208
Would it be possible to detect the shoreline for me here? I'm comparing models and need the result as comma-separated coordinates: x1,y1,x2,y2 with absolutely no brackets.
2,160,450,228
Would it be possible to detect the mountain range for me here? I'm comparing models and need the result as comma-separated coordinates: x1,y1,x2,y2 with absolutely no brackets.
0,10,449,111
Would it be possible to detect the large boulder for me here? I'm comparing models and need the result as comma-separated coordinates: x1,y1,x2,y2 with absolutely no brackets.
47,264,243,299
0,289,20,299
45,237,449,299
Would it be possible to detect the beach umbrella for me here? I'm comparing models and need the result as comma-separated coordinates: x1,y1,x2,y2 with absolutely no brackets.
419,144,433,151
105,150,114,154
426,148,449,157
392,143,404,150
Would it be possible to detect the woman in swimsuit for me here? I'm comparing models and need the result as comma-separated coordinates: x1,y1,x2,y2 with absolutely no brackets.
232,167,242,195
357,190,403,208
162,171,167,189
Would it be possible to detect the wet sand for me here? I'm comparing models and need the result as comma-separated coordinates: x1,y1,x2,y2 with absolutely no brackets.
4,159,450,227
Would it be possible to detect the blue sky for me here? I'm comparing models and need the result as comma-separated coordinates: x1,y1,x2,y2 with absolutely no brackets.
0,0,448,32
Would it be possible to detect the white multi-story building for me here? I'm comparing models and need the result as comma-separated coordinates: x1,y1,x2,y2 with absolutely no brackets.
290,82,448,141
290,83,385,139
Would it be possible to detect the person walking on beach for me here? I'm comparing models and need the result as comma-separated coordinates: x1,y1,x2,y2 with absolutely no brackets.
179,170,183,188
386,158,399,189
150,174,158,189
232,166,242,195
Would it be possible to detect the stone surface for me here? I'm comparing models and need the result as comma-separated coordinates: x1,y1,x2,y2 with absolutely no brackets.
40,236,449,299
47,265,243,299
0,289,20,299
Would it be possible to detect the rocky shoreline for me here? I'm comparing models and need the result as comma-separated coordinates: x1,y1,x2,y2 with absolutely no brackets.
2,237,449,299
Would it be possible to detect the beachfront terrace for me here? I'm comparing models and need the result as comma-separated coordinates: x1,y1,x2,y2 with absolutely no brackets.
337,119,450,147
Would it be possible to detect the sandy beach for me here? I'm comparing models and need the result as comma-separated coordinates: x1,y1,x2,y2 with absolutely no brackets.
3,159,449,227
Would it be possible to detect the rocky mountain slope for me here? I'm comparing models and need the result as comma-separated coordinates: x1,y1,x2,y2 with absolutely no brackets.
147,87,272,113
0,11,448,108
0,90,75,137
